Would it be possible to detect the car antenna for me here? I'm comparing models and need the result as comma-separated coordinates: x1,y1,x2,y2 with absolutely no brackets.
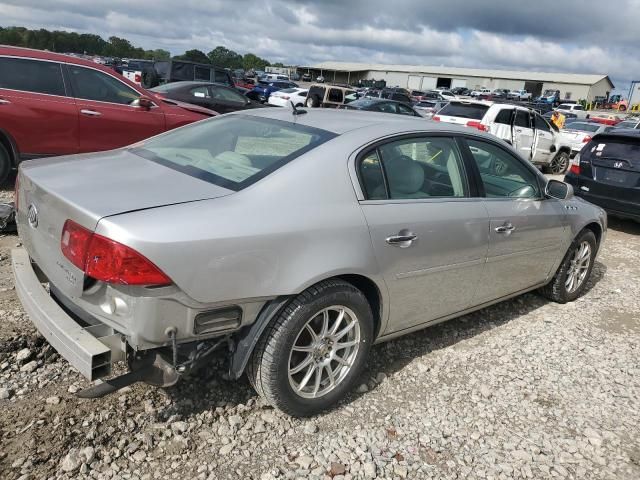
290,101,307,116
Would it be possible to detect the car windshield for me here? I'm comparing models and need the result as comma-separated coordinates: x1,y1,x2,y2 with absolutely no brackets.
132,115,335,191
438,102,489,119
278,88,298,93
345,98,379,109
566,122,600,133
615,121,638,129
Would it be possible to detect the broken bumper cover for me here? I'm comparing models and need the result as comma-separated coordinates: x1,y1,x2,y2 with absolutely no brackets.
12,248,123,381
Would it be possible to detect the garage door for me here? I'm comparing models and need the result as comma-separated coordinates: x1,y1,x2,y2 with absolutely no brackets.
421,76,437,90
451,79,467,89
407,76,422,90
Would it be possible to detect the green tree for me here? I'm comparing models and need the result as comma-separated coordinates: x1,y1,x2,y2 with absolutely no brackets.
242,53,270,71
174,49,210,64
207,46,243,69
150,48,171,60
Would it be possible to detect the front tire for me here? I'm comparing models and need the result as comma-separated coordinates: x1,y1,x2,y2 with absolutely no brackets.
547,151,570,174
539,229,597,303
247,279,374,417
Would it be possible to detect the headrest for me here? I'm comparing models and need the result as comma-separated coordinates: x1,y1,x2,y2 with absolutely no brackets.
385,155,424,194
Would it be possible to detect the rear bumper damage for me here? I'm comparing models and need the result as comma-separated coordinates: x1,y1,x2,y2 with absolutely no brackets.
12,248,123,381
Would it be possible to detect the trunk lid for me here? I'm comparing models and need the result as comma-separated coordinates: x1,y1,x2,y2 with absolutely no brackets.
17,149,232,298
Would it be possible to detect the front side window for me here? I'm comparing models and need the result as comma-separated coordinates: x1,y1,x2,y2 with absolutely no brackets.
0,57,65,96
534,114,551,132
68,66,140,105
359,137,467,200
465,139,541,199
133,115,335,190
396,104,416,116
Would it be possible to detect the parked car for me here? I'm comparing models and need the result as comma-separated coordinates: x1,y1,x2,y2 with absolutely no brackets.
342,98,421,116
316,75,325,83
507,89,532,101
590,114,623,126
559,121,610,157
611,118,640,130
451,87,471,96
435,100,573,173
555,103,590,120
305,84,357,108
410,90,426,101
117,58,155,85
234,77,256,91
267,88,309,107
565,129,640,222
431,89,456,101
248,80,299,103
413,100,448,118
470,87,492,98
0,46,215,184
149,81,263,114
491,88,510,99
13,108,606,417
134,60,234,90
537,89,561,106
301,73,311,82
263,74,290,82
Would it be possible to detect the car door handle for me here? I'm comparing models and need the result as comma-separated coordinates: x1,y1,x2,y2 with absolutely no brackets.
515,128,522,132
386,232,418,246
80,109,101,116
495,223,516,233
0,98,10,105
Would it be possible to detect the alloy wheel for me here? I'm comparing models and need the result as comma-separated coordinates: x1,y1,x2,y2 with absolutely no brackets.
288,306,361,399
551,153,569,174
565,241,592,293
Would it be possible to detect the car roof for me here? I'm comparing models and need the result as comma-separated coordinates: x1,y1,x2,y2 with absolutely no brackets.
237,108,476,136
0,45,122,71
593,129,640,141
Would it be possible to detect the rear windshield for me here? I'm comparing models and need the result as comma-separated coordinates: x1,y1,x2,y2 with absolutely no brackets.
584,137,640,163
132,115,336,191
438,102,489,120
567,122,600,133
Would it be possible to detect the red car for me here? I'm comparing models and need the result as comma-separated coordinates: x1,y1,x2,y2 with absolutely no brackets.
0,46,216,184
589,114,622,126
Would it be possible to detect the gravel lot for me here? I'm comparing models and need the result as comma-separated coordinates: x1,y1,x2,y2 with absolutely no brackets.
0,184,638,480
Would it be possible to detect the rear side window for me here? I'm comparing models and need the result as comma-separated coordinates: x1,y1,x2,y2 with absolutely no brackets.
494,108,512,125
214,70,232,86
133,115,336,191
514,110,530,128
195,66,211,81
328,89,344,102
359,137,467,200
438,103,489,120
172,63,195,81
534,114,551,132
0,57,65,96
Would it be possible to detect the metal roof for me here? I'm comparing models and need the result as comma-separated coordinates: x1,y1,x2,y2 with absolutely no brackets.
307,61,612,87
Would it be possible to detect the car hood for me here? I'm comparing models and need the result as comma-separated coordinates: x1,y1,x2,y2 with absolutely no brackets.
19,148,233,224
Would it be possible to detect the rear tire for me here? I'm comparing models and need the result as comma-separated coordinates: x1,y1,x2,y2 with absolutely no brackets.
539,230,597,303
247,279,374,417
141,67,159,89
0,142,12,186
305,95,320,108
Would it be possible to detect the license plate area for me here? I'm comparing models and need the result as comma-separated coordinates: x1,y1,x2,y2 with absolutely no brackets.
596,167,638,187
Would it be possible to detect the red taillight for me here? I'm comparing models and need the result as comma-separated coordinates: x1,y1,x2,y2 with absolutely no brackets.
61,220,171,286
134,73,142,83
582,135,592,143
432,115,441,121
569,154,581,175
466,120,488,132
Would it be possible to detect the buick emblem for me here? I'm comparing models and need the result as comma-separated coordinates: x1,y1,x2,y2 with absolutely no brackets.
27,204,38,228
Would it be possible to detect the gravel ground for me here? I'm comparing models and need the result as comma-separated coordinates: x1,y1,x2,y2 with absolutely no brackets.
0,181,638,480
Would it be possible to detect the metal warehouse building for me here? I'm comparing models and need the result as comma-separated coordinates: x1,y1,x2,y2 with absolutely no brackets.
300,62,614,102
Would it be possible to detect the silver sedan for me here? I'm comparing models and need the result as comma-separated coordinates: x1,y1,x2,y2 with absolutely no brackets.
13,108,606,416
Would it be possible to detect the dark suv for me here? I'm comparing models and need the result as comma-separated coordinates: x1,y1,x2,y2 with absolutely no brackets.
138,60,234,89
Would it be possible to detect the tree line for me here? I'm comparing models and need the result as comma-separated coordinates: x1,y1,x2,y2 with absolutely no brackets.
0,26,281,71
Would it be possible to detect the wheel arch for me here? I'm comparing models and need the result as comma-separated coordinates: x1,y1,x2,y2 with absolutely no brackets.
581,221,603,249
228,273,386,380
0,128,19,167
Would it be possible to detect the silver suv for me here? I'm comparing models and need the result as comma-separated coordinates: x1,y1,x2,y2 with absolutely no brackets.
435,100,573,174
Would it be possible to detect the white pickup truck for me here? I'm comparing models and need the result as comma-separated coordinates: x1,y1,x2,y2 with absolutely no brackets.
507,89,532,101
555,103,590,120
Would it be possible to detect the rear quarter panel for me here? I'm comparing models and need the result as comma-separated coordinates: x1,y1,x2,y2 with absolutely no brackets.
95,136,385,307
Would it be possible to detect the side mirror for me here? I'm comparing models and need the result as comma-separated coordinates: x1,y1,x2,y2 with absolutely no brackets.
136,96,154,110
546,179,574,200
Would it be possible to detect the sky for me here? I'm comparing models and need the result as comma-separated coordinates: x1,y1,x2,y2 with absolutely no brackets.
1,0,638,93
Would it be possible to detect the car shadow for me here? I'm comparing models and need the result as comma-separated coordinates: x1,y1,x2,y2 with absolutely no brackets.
162,260,607,418
607,217,640,235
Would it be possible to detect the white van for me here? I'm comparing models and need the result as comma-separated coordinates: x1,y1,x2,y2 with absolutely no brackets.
263,74,289,82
